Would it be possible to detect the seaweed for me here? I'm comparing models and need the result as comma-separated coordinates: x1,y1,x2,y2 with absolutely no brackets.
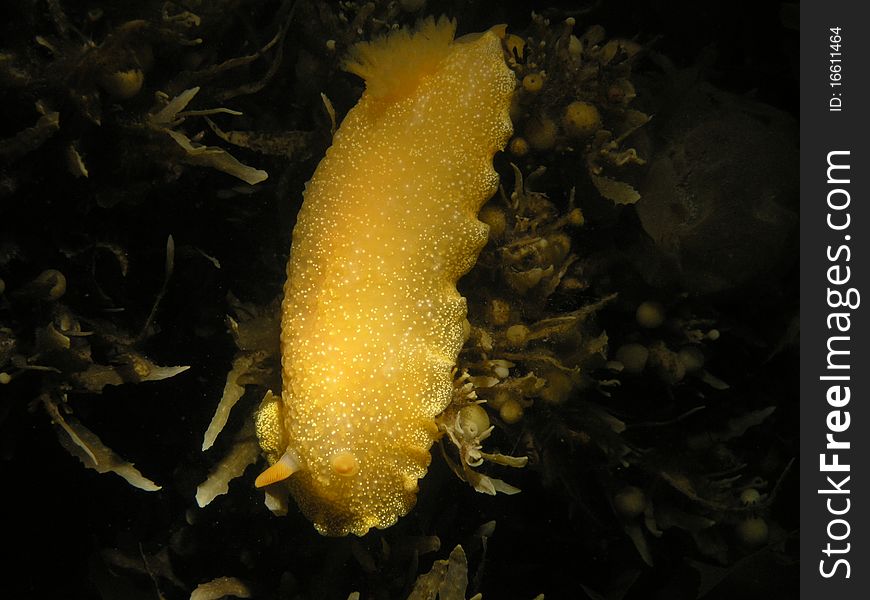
2,1,798,598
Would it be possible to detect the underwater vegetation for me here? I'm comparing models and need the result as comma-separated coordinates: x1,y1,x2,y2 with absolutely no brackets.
1,0,798,599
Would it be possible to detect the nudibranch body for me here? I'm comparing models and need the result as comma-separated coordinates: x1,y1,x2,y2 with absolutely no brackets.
254,17,515,536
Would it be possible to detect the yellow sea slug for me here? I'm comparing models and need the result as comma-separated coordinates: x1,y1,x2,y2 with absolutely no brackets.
254,17,515,536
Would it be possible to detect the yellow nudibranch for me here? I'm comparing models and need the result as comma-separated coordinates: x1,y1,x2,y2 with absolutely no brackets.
253,17,515,536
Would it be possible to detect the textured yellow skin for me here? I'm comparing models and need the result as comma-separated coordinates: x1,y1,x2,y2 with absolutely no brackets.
263,21,514,536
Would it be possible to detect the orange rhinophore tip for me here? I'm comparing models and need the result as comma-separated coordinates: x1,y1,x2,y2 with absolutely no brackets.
254,450,300,488
330,451,359,477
